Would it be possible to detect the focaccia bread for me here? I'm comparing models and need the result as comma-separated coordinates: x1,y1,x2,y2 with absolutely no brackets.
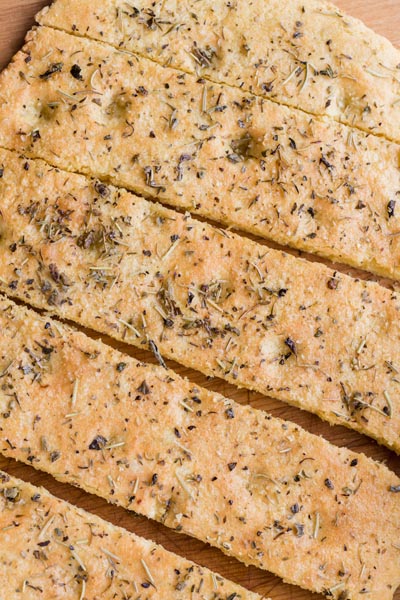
37,0,400,143
0,297,399,599
1,27,400,279
0,149,399,451
0,471,257,600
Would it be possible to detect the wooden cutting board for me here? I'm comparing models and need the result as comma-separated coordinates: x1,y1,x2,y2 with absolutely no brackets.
0,2,399,598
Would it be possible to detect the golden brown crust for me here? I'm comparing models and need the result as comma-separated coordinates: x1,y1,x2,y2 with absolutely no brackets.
0,27,400,279
37,0,400,143
0,471,256,600
0,297,399,599
0,149,400,451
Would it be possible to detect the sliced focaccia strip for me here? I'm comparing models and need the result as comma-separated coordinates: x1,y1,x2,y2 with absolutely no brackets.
0,471,258,600
1,149,400,451
0,298,399,600
37,0,400,143
1,28,400,280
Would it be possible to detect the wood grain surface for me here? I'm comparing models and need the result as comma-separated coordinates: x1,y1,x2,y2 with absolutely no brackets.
0,1,399,599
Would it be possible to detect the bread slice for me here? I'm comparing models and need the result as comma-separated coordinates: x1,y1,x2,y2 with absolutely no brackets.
0,148,399,451
0,297,399,599
0,471,258,599
37,0,400,143
1,27,400,280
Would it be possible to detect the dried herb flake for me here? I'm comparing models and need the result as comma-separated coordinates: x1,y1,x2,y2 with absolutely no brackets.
39,63,63,80
89,435,108,450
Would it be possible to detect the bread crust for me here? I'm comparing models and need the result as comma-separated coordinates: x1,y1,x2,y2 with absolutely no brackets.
0,148,399,451
0,27,400,279
0,470,257,599
37,0,400,144
0,297,399,599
